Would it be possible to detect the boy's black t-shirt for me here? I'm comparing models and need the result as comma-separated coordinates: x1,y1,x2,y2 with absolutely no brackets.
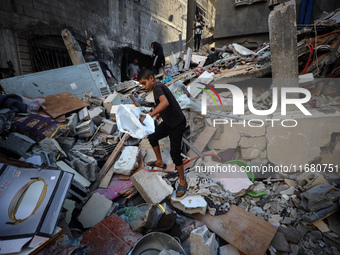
153,82,185,128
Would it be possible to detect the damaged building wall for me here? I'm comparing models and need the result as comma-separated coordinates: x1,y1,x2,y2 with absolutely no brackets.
214,0,340,49
0,0,187,81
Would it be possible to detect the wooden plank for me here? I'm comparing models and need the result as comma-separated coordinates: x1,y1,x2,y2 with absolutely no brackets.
193,204,277,255
41,92,89,118
91,133,130,191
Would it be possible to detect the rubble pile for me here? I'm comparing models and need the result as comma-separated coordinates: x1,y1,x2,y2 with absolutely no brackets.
1,9,340,255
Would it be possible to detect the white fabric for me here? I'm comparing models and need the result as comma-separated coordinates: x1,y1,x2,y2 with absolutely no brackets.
116,104,155,139
195,21,203,34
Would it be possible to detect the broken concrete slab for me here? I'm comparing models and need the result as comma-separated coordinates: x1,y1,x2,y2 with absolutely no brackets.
56,161,91,187
78,107,90,122
76,119,95,138
0,132,36,157
239,136,266,150
103,92,121,112
56,137,75,154
78,193,113,228
170,193,207,215
190,226,216,255
66,112,78,136
81,213,142,255
100,119,116,135
327,211,340,236
296,172,329,191
284,178,297,187
278,226,302,243
131,170,173,204
39,138,67,158
113,146,139,175
88,106,105,119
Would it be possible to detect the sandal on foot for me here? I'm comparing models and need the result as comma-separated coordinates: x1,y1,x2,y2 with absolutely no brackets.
147,161,167,169
176,184,187,198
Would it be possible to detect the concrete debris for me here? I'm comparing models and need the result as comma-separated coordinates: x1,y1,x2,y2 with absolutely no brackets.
190,226,216,255
219,244,240,255
103,92,121,112
0,132,36,157
56,161,91,187
297,172,329,191
131,170,173,204
300,184,335,212
78,193,113,228
76,119,95,138
171,193,207,215
39,138,67,158
68,150,97,182
113,146,139,175
100,119,117,135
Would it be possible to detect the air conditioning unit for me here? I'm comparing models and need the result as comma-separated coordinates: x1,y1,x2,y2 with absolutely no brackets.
0,61,111,98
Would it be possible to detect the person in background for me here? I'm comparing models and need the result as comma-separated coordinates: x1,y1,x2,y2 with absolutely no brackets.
193,15,204,52
151,42,165,75
127,58,140,79
138,69,187,198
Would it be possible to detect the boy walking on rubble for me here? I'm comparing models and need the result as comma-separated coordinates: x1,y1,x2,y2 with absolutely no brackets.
137,69,187,197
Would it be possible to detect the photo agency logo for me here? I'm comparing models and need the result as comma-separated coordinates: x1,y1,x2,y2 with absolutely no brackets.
199,83,312,128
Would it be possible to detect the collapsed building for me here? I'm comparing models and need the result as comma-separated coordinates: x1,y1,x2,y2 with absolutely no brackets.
0,1,340,255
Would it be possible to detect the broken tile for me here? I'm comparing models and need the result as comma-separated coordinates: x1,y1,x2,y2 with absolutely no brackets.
171,193,207,215
131,170,173,204
81,213,141,255
78,193,113,228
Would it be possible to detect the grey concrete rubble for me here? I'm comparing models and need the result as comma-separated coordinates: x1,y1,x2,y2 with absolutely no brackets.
300,184,336,212
170,193,207,215
113,146,139,175
66,113,79,136
68,150,97,182
103,92,121,112
297,172,329,191
56,161,91,187
76,119,95,138
56,137,76,154
0,132,36,157
100,119,117,135
39,138,67,158
131,170,173,204
88,106,105,119
190,226,216,255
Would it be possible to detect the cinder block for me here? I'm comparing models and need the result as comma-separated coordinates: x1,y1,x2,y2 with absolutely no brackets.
66,113,78,136
67,180,91,209
103,92,121,112
190,226,216,255
113,146,139,175
0,132,36,157
131,170,173,204
78,107,89,122
68,150,97,182
76,119,95,138
56,137,75,154
296,172,329,191
100,119,117,135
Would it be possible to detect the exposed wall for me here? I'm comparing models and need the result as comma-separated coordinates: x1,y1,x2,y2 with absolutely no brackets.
214,0,340,48
0,0,188,81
